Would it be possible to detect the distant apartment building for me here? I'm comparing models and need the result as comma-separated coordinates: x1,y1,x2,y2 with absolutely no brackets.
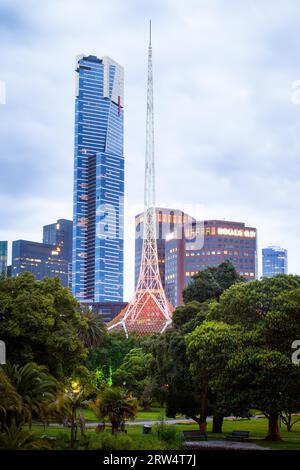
12,240,69,286
12,219,72,287
262,246,288,278
165,219,257,307
43,219,72,261
0,241,7,276
43,219,73,288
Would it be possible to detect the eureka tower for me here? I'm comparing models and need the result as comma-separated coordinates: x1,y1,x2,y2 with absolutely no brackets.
72,55,124,302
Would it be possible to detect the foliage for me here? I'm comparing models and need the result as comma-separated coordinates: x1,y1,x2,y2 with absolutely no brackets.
0,273,87,378
78,307,106,348
90,387,138,434
154,417,183,446
85,331,143,377
0,362,57,428
149,329,202,426
182,260,244,304
0,419,50,450
185,321,242,429
172,300,211,333
52,380,91,448
113,348,153,401
221,348,300,440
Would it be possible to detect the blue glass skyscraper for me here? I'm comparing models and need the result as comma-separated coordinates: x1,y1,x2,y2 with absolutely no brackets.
262,246,288,278
0,241,7,276
72,55,124,302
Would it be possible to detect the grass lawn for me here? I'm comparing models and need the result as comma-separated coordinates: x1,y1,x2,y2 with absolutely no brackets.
30,416,300,450
82,406,166,422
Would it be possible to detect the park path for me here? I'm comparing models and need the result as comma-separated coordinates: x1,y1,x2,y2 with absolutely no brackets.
184,440,270,450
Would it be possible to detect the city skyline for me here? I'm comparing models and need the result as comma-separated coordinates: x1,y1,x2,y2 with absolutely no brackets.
1,0,300,300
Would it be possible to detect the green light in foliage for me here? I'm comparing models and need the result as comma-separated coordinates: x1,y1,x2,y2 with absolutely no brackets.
108,366,113,386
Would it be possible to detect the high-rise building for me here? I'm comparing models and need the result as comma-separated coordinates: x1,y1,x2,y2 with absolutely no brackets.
0,241,8,276
135,208,194,289
262,246,288,278
72,54,124,303
43,219,72,261
12,240,69,286
165,220,257,307
43,219,73,288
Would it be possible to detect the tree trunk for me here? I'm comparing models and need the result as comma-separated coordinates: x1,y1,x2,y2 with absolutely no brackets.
212,415,224,433
199,390,207,431
111,420,119,435
265,412,281,441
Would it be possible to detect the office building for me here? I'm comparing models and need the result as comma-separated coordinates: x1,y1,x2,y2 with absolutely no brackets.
43,219,72,261
262,246,288,278
12,240,69,286
0,241,7,275
135,208,194,289
72,54,124,303
165,220,257,306
43,219,73,288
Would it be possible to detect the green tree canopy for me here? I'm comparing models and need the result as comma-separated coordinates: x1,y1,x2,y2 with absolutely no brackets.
182,260,244,304
0,273,87,377
113,348,153,400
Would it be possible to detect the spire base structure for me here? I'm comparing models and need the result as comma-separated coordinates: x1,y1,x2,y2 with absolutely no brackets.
108,22,174,336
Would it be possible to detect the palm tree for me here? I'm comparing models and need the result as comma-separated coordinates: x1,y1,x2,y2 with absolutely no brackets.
2,362,57,427
90,388,138,434
53,381,89,448
78,308,106,348
0,419,50,450
0,367,21,431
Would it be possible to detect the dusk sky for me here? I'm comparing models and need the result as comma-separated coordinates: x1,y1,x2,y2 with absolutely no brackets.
1,0,300,300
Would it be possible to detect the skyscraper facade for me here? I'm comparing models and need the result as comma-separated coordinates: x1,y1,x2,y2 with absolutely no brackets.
165,220,257,306
72,55,124,303
262,246,288,278
134,208,194,290
44,219,72,288
12,240,69,286
0,241,7,276
43,219,73,262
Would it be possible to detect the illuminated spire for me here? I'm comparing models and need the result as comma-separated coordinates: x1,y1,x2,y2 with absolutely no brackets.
108,21,174,336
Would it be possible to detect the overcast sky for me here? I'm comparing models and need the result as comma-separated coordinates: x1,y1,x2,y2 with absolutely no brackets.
1,0,300,300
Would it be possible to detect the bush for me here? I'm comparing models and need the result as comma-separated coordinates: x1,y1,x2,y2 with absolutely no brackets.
94,433,134,450
154,420,183,446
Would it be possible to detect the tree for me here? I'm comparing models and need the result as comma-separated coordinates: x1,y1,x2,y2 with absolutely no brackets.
149,329,204,429
172,300,210,333
0,367,21,430
90,388,138,434
185,321,242,431
0,419,50,450
86,331,143,379
224,348,300,440
0,362,57,429
54,380,90,448
183,261,244,304
113,348,153,404
0,273,88,378
78,308,106,348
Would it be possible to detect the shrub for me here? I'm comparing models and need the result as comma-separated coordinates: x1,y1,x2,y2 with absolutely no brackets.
95,433,134,450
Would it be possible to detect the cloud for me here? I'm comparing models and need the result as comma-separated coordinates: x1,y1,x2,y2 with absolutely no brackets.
0,0,300,299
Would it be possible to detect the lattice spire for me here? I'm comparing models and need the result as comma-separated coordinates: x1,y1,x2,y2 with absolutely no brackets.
108,21,174,336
